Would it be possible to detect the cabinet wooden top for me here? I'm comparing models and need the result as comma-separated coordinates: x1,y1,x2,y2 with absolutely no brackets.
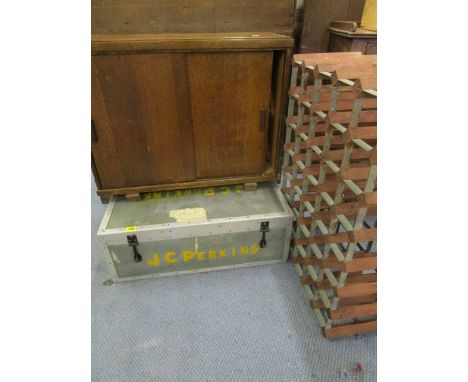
92,32,294,54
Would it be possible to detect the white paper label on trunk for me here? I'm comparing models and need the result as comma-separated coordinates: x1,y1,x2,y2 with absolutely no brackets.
169,207,207,222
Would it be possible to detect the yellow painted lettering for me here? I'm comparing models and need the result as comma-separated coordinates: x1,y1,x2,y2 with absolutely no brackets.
146,192,162,200
219,249,227,257
197,251,206,260
174,191,182,198
240,246,249,255
164,251,177,264
231,247,236,256
251,244,260,254
183,250,195,262
147,253,160,267
236,185,242,194
204,187,215,196
220,186,230,195
208,250,217,259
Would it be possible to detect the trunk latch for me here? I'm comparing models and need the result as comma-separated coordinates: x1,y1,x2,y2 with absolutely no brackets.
259,221,270,248
127,235,142,263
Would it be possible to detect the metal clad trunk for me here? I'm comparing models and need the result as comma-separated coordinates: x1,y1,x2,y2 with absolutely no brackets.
98,183,293,282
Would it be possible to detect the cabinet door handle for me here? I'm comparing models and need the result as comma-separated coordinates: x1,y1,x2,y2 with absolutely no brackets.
91,120,98,143
259,109,269,132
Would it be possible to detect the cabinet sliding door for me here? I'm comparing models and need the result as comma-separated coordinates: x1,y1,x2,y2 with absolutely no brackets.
91,53,195,189
187,51,273,179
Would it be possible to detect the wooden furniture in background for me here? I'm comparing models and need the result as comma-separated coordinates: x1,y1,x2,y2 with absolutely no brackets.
299,0,366,53
282,52,377,339
92,33,293,201
92,0,295,36
328,21,377,54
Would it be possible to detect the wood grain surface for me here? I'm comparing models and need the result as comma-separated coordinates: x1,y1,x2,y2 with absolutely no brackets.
92,32,294,54
187,51,273,178
91,0,295,36
300,0,366,53
92,53,194,188
91,33,292,196
322,319,376,339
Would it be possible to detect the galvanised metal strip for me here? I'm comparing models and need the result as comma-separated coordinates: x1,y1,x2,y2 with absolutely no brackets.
305,264,319,283
324,269,338,287
309,150,364,204
313,308,327,327
319,290,332,309
299,78,341,294
294,249,326,319
296,134,316,236
311,244,324,260
349,97,365,128
354,78,378,98
297,245,319,282
325,92,364,248
323,90,366,288
299,61,310,93
313,81,347,289
289,65,299,97
363,89,377,97
343,179,364,196
313,98,338,202
304,284,314,300
299,224,310,238
320,69,379,97
307,112,374,152
282,64,300,191
288,105,305,202
364,163,377,193
295,70,323,224
342,162,377,267
339,181,377,284
302,158,347,259
310,73,376,307
295,68,331,284
301,165,346,261
307,64,323,104
287,65,299,118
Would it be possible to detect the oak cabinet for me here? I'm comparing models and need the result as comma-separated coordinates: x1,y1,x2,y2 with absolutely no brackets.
92,33,293,199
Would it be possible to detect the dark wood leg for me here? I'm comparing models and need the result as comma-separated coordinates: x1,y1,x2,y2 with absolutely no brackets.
244,182,258,191
126,193,141,202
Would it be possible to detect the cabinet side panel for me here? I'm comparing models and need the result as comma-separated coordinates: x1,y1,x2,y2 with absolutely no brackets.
187,51,273,179
91,53,195,188
91,61,126,188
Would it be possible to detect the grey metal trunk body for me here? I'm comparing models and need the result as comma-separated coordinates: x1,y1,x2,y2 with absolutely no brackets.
98,183,293,282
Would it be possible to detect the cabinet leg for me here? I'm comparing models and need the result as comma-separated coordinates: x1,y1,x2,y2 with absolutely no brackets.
99,195,111,204
126,193,141,202
244,182,258,191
